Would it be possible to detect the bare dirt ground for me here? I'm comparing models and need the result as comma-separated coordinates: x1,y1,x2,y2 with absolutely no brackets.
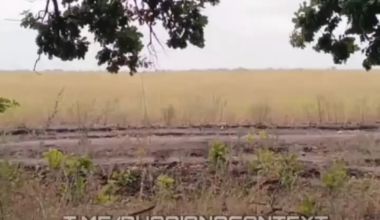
2,125,380,177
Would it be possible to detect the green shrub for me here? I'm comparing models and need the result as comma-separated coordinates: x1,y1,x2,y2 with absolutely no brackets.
208,141,229,168
156,174,175,199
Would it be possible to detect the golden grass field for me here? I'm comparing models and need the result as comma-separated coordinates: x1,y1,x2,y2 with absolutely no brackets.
1,69,380,127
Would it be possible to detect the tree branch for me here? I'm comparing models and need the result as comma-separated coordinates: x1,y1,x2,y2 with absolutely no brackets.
32,0,51,75
51,0,60,17
128,204,156,216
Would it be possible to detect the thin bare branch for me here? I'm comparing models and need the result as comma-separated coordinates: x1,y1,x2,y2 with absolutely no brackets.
51,0,60,17
42,0,50,21
33,54,42,75
32,0,51,74
45,86,65,130
128,204,156,216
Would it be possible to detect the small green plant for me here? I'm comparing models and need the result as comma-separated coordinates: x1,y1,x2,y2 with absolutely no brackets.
42,149,94,175
278,153,303,189
156,174,175,199
64,154,94,176
208,141,229,168
244,133,255,142
0,160,19,182
258,130,268,139
95,180,119,204
63,154,94,204
298,195,319,216
248,149,302,190
42,149,94,205
248,148,278,175
111,170,136,187
321,161,348,193
42,148,64,169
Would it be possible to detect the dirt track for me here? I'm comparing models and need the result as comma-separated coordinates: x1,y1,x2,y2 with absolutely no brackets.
2,125,380,176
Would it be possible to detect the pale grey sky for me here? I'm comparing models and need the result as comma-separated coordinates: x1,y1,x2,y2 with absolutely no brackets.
0,0,369,71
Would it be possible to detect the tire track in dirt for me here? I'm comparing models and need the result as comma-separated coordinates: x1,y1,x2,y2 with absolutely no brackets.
2,123,380,136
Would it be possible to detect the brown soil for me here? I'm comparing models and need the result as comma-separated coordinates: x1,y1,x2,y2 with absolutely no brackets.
1,126,380,177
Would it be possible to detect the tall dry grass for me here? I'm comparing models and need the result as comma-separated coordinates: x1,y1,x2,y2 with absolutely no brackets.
1,69,380,127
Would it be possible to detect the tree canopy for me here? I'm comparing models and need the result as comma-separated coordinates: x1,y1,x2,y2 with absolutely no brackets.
21,0,380,73
290,0,380,71
20,0,220,74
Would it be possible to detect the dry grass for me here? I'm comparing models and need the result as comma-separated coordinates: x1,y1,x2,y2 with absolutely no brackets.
1,69,380,127
2,140,380,220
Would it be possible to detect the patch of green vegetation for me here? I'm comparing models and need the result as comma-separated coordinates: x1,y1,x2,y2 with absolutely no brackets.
208,141,229,169
321,161,348,194
42,148,95,205
156,174,175,200
0,98,19,113
248,148,302,190
96,180,119,204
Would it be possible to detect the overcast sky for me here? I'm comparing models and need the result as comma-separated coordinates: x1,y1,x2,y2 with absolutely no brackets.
0,0,369,71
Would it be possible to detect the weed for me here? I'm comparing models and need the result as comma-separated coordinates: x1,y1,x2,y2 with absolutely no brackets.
278,153,303,189
42,149,94,205
258,130,268,139
156,174,175,200
244,132,255,142
0,160,19,182
63,154,94,176
62,154,94,204
248,148,278,176
42,149,64,170
248,149,302,190
297,195,320,216
95,180,119,204
111,170,136,188
321,161,348,194
208,141,229,169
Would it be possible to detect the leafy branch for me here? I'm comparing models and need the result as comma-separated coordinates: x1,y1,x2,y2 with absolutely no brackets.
20,0,220,74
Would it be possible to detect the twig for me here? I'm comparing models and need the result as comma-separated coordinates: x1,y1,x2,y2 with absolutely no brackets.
0,199,5,220
36,196,48,219
128,204,156,216
139,168,146,200
33,54,42,75
130,0,167,70
45,86,65,130
148,24,167,56
140,73,150,126
41,0,51,21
